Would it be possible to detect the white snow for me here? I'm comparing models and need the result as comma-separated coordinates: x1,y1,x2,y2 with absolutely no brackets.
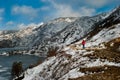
82,51,94,56
20,21,120,80
65,18,74,22
23,45,120,80
86,24,120,47
0,52,9,56
64,46,70,51
12,7,120,80
68,69,85,78
23,57,56,80
65,48,76,56
60,68,85,80
84,59,120,68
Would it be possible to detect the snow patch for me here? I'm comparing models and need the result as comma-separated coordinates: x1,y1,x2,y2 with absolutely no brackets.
23,57,56,80
84,59,120,68
60,68,85,80
87,24,120,47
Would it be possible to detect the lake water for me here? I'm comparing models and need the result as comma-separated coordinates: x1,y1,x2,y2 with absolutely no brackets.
0,54,45,80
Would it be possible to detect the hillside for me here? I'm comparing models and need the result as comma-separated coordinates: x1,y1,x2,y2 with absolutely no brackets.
22,23,120,80
0,14,107,55
21,6,120,80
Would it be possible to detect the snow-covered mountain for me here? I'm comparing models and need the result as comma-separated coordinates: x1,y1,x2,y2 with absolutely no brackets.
0,15,107,55
0,6,120,56
22,22,120,80
21,6,120,80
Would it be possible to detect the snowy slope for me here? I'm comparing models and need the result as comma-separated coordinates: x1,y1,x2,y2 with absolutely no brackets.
21,6,120,80
86,24,120,47
0,15,106,54
0,6,120,56
23,43,120,80
22,22,120,80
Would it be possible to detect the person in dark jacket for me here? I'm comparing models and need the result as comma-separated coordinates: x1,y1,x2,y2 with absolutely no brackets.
82,40,86,49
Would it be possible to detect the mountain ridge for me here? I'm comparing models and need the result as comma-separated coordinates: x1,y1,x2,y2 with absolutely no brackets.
22,6,120,80
0,6,119,56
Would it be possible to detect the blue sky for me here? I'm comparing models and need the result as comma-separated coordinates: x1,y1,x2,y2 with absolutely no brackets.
0,0,119,30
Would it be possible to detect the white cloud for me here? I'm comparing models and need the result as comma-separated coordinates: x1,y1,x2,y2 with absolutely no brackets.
79,7,96,16
12,5,39,19
54,4,80,17
4,21,15,30
47,0,95,17
17,23,26,29
6,21,14,26
85,0,109,7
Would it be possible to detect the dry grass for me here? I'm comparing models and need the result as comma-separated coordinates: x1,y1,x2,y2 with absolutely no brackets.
83,37,120,63
28,60,42,69
69,66,120,80
84,49,120,63
69,38,120,80
105,37,120,52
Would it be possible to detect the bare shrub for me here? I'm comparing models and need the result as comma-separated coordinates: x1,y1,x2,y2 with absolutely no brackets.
47,46,59,57
11,61,23,77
